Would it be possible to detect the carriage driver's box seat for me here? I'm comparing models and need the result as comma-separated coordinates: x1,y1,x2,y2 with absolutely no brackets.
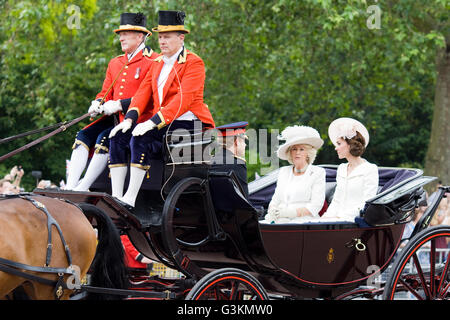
87,128,215,228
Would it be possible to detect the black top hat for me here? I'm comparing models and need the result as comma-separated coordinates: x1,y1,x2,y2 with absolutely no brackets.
152,10,190,34
114,12,152,35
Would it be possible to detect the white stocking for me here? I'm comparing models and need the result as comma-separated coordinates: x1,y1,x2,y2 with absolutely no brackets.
65,146,89,190
110,166,128,198
74,153,109,191
120,166,146,207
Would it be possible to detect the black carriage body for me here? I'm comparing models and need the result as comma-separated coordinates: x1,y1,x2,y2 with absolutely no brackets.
161,165,421,298
34,132,437,299
258,223,405,296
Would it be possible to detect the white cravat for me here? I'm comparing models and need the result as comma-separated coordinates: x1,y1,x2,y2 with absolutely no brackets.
157,46,183,105
127,43,145,62
157,46,198,121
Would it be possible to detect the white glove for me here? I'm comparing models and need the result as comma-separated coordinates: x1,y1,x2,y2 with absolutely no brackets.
132,120,156,136
279,207,298,219
88,100,103,116
109,120,132,138
103,100,122,115
265,204,281,223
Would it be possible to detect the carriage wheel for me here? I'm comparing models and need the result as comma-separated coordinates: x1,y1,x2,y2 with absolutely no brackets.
383,226,450,300
185,268,269,300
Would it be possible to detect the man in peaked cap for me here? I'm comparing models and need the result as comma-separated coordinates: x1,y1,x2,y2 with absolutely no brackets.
108,10,215,208
65,12,159,191
211,122,249,199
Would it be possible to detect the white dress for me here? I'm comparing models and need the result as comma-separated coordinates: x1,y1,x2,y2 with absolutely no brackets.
262,165,326,224
321,160,379,222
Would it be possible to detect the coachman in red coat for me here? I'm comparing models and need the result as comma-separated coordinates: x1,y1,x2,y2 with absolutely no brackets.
108,10,215,208
65,13,159,191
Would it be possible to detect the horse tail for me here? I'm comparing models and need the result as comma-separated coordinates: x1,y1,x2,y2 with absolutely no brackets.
78,203,129,300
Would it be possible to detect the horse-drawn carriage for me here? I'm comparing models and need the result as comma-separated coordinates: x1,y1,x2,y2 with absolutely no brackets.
1,127,449,300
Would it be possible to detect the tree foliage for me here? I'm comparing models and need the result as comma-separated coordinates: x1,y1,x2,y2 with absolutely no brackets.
0,0,447,190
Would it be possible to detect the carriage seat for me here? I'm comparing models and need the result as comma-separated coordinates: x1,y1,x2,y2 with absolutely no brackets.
325,182,336,204
321,171,404,210
90,129,214,193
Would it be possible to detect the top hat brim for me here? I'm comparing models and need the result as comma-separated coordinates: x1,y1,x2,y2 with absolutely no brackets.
114,25,152,35
151,25,190,33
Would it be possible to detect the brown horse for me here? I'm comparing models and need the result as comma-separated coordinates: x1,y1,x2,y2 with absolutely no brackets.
0,194,128,299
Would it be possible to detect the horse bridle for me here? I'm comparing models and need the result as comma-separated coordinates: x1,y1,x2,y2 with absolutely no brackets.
0,194,76,299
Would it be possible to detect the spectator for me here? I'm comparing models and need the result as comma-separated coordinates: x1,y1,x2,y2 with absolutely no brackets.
443,201,450,226
401,204,427,244
37,180,52,189
431,198,448,227
0,178,18,194
3,165,24,192
428,198,449,249
428,180,443,206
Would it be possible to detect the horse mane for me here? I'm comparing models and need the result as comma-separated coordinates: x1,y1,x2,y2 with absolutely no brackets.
78,203,129,300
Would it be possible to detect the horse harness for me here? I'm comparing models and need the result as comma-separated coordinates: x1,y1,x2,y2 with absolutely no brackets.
0,194,77,299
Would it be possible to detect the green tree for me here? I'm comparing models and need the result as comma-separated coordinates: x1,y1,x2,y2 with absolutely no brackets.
0,0,446,189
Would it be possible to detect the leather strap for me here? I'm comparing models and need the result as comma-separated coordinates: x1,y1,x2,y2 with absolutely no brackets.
21,195,73,267
0,113,90,163
0,256,74,277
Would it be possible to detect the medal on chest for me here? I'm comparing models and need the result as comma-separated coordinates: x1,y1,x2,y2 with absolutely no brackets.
134,67,141,79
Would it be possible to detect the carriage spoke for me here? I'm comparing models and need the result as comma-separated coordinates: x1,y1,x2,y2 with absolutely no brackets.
412,253,431,299
439,282,450,299
437,252,450,298
430,239,436,297
384,228,450,301
216,285,228,300
399,278,424,300
230,280,239,300
213,286,220,299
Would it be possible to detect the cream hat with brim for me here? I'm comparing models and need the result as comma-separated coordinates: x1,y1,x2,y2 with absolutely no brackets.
276,125,324,161
328,117,369,147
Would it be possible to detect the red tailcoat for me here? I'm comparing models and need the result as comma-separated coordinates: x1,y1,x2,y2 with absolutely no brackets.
125,47,215,128
85,47,159,129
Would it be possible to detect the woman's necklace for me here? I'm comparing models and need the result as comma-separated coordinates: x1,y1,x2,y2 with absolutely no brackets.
294,165,308,174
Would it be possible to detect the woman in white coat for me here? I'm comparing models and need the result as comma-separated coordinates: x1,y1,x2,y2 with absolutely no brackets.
321,118,379,222
262,125,326,224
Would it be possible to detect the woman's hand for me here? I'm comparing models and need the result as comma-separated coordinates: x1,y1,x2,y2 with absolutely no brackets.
296,207,312,218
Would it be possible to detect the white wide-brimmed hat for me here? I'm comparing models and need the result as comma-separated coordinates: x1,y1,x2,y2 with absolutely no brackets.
276,125,324,161
328,117,370,147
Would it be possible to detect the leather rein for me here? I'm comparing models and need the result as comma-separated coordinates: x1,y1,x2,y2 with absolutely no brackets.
0,40,150,164
0,112,91,163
